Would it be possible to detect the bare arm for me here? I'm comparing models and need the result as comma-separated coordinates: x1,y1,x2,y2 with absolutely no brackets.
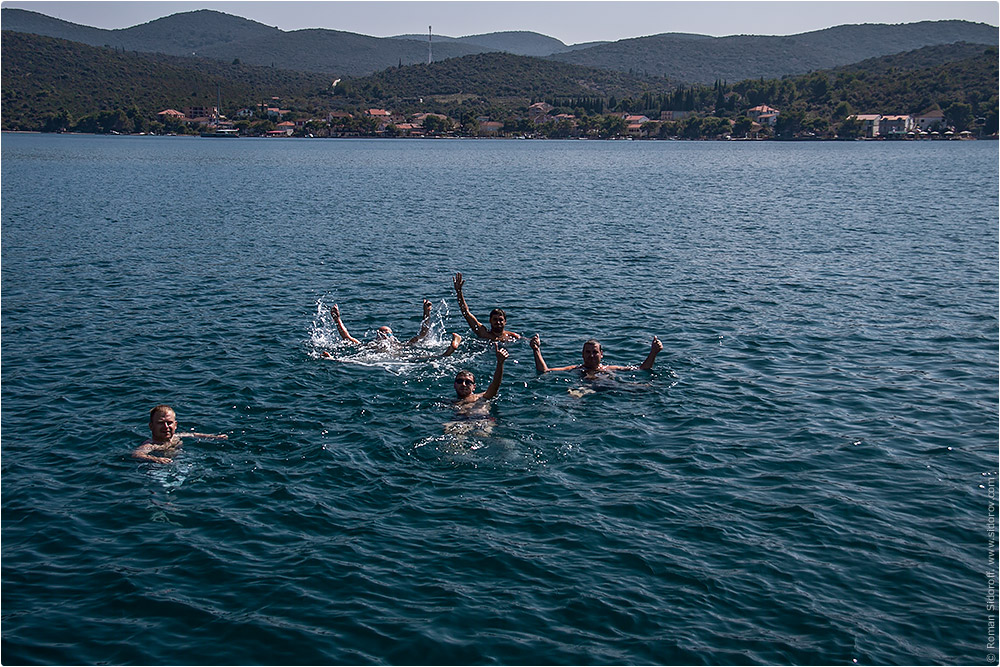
480,343,508,401
440,333,461,358
405,299,433,345
639,336,663,370
529,334,577,373
330,304,361,344
453,272,489,339
178,432,228,440
529,334,549,373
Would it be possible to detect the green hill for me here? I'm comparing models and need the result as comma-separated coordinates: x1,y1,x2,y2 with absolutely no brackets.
549,20,999,84
335,51,671,100
0,31,332,129
827,40,997,75
0,8,281,55
766,44,999,118
391,30,569,56
2,24,995,138
455,31,571,56
192,28,484,75
0,7,491,75
4,7,995,83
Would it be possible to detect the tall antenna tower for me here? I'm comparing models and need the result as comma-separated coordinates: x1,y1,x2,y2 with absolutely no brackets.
428,25,432,64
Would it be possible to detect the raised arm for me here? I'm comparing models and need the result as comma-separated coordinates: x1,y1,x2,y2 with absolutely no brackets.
453,272,489,339
639,336,663,370
480,343,508,401
441,333,461,358
405,299,433,345
529,334,549,373
529,334,577,373
330,304,361,345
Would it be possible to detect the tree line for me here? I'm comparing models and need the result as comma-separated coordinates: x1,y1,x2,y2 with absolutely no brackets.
9,29,997,139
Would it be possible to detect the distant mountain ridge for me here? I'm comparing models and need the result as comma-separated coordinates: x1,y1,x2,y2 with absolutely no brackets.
1,8,282,55
549,20,998,83
0,8,484,74
391,30,610,55
1,7,996,83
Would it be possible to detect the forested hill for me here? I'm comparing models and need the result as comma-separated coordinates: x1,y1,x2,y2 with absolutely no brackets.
335,52,670,99
548,20,999,83
0,8,281,56
0,8,484,74
2,7,996,81
391,31,575,56
452,31,575,56
0,31,333,128
334,43,997,119
782,44,998,118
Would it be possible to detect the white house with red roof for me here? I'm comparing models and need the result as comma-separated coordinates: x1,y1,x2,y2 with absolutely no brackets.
748,105,780,126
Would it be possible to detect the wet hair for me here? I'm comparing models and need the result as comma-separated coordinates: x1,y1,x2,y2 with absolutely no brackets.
149,404,175,422
489,309,506,320
455,370,475,383
582,339,602,353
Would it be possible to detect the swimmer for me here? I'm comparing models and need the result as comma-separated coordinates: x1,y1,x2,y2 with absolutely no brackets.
453,343,508,409
324,301,461,357
529,334,663,376
133,405,227,464
453,272,522,341
445,343,508,436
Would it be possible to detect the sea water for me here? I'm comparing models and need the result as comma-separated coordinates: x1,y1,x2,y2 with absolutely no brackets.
2,133,997,665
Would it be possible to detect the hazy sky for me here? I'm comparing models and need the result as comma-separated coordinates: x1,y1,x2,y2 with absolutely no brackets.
3,1,997,44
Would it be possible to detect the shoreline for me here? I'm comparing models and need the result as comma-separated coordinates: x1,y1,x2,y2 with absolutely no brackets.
3,130,992,141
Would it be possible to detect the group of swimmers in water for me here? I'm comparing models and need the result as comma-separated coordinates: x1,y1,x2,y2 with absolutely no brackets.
134,272,662,463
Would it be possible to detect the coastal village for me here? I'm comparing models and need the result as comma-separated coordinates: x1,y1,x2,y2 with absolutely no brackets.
155,99,979,140
5,5,994,140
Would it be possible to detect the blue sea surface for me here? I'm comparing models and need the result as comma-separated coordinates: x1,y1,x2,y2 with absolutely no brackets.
2,133,997,665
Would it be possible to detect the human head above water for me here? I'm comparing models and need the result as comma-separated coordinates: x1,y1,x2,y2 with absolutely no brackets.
489,308,507,331
376,326,394,339
149,404,175,422
454,370,476,398
148,405,177,442
582,339,604,370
